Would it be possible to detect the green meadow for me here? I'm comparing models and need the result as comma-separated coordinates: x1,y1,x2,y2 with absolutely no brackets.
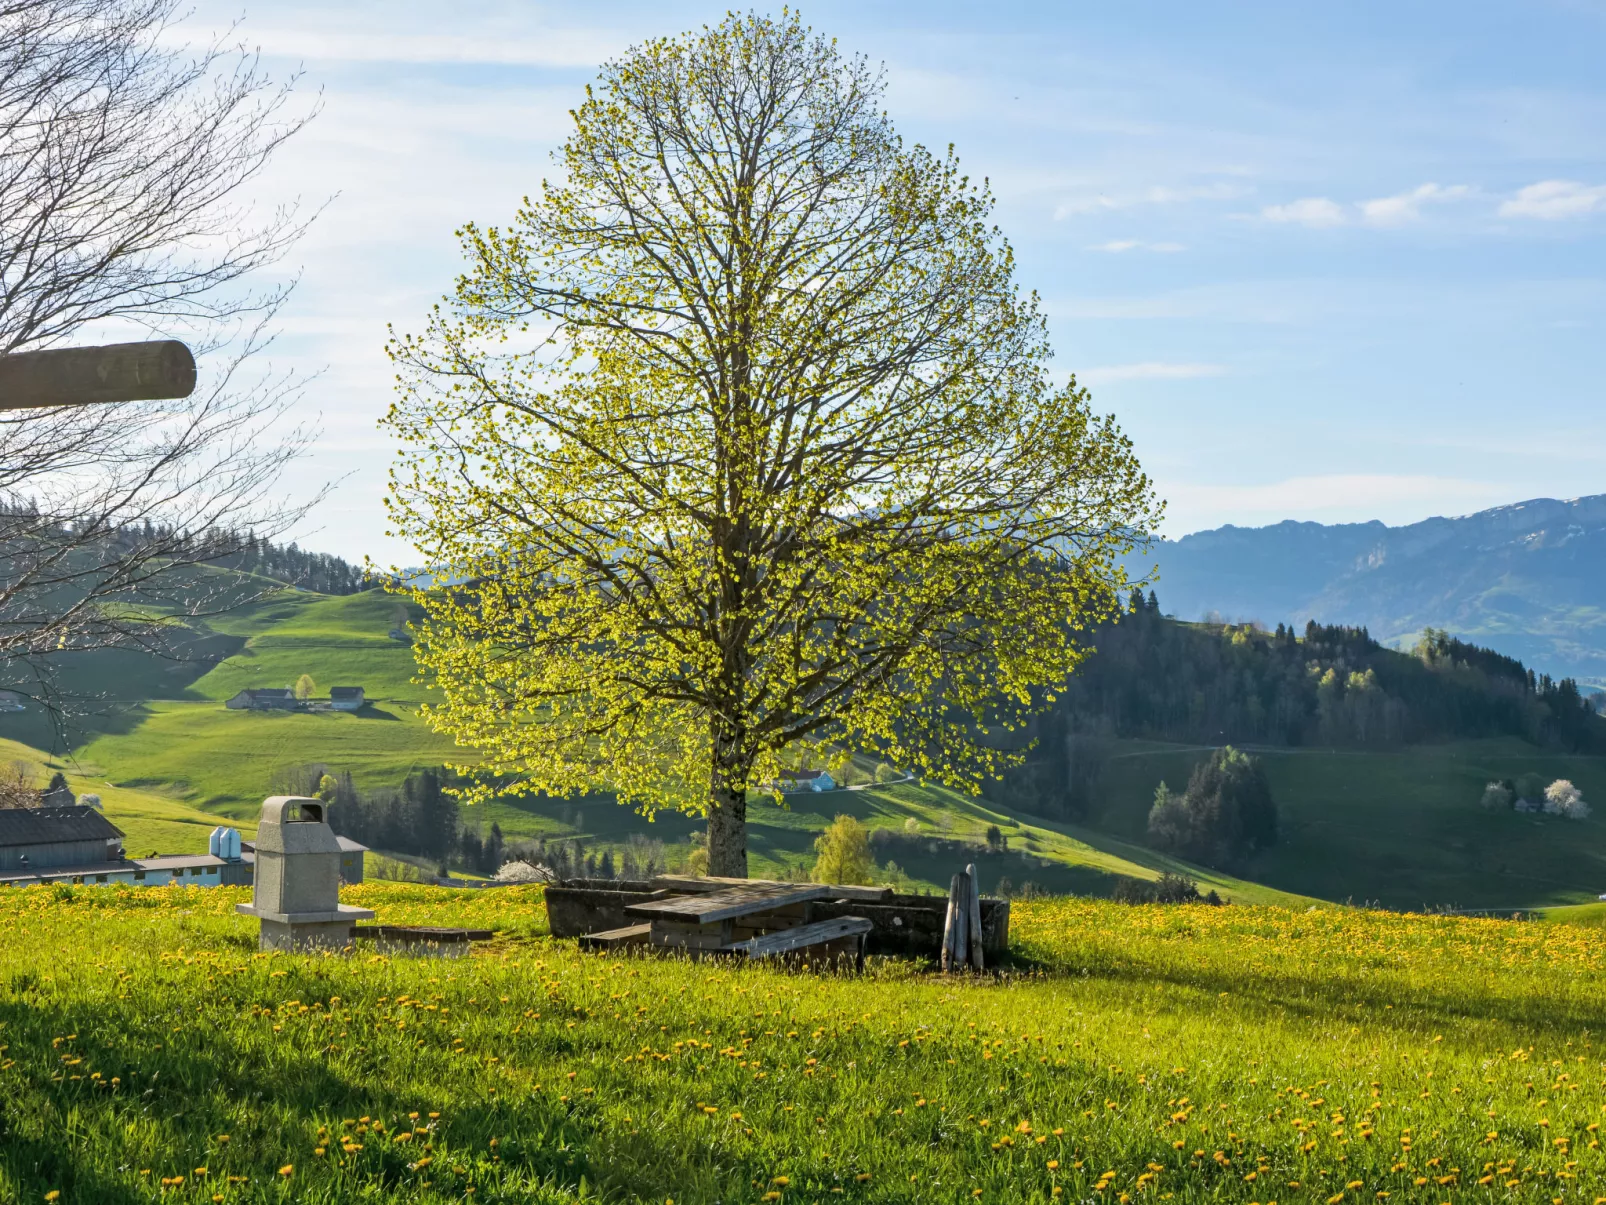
3,884,1606,1204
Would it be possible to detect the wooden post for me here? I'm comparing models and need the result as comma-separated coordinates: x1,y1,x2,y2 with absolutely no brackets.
959,872,970,970
965,861,985,971
942,873,962,971
0,340,196,411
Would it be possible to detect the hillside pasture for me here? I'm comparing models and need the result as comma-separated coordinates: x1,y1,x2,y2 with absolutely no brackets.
474,777,1307,904
1084,738,1606,909
187,591,429,704
76,702,468,821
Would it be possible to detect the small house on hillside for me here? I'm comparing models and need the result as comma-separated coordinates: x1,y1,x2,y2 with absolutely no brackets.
329,687,365,712
226,688,297,711
780,769,836,793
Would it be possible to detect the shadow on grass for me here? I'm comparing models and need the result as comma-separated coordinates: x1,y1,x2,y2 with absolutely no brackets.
0,986,599,1203
1014,925,1606,1039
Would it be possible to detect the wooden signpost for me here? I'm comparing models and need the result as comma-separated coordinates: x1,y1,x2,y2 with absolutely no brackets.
0,340,196,411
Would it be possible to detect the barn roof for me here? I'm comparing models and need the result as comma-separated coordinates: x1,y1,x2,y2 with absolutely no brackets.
0,805,123,848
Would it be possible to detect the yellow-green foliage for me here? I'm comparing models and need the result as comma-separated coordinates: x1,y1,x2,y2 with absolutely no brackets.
811,815,873,885
4,886,1606,1202
381,12,1158,841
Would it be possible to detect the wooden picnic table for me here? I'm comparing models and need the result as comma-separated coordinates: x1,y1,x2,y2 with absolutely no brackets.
627,881,830,925
591,879,869,966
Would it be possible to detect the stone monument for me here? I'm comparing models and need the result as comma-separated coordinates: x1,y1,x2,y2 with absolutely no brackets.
236,796,374,950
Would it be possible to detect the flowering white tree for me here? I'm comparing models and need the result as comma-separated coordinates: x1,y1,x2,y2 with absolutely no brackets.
1543,779,1590,821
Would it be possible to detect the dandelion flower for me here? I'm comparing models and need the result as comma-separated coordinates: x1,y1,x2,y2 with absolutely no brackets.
278,1164,294,1177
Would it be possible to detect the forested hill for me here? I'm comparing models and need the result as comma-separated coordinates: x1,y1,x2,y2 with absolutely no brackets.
1135,494,1606,685
994,592,1606,816
217,535,366,595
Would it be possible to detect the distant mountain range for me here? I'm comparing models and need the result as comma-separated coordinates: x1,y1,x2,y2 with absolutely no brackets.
1139,495,1606,686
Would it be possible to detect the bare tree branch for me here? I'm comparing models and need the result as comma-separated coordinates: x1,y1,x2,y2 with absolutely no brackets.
0,0,323,734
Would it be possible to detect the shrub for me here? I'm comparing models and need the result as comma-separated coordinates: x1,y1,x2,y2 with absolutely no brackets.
1515,772,1546,806
1479,780,1514,810
874,762,899,783
984,824,1005,853
1111,872,1221,905
812,815,874,885
684,845,709,876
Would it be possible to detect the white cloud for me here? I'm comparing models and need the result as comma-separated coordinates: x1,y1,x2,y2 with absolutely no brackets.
1359,182,1472,226
1086,239,1186,253
1499,180,1606,220
1260,196,1347,228
1081,362,1227,384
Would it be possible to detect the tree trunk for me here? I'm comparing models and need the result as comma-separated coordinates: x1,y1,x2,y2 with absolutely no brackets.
966,862,985,971
707,715,751,878
707,783,749,878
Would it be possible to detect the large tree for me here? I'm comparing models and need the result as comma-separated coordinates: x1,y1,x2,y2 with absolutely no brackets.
385,13,1160,876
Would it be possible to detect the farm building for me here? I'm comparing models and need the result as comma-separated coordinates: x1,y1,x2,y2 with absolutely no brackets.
226,688,298,710
0,806,367,888
0,806,122,875
0,805,239,887
329,686,365,711
779,769,836,793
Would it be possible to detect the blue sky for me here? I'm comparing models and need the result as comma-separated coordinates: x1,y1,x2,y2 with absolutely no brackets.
176,0,1606,563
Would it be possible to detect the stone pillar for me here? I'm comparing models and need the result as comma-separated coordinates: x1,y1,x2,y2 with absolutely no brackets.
235,796,374,951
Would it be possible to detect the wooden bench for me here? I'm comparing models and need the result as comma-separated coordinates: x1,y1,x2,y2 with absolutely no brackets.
728,916,874,969
576,922,653,950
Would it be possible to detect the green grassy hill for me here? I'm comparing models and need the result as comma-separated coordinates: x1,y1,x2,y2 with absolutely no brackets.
188,591,429,702
1075,737,1606,909
10,583,1606,908
0,586,1308,900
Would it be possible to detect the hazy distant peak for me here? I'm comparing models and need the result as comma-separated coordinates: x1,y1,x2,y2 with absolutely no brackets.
1142,494,1606,685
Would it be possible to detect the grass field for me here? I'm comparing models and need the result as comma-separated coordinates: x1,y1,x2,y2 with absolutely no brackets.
1082,739,1606,910
187,592,430,704
74,702,468,823
3,885,1606,1203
